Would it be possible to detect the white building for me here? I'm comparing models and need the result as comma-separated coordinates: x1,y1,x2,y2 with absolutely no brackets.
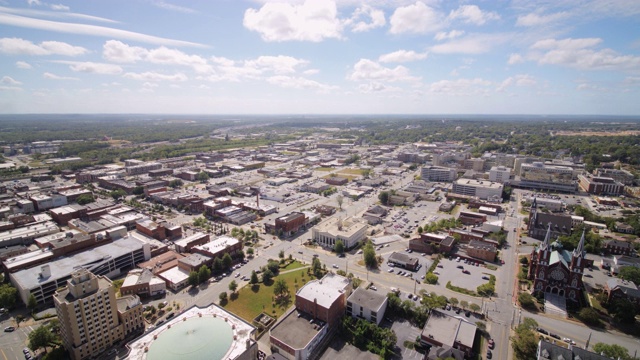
452,178,503,201
346,287,388,325
311,217,368,249
488,166,511,183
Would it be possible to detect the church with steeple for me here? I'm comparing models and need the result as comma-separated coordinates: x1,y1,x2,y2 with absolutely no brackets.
528,224,587,306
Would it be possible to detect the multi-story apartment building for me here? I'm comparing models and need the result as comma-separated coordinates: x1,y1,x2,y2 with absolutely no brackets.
421,166,457,182
452,178,503,201
488,166,511,183
53,269,126,360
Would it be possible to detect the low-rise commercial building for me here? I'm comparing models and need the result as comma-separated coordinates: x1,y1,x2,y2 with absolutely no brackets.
311,217,368,250
465,240,497,262
346,287,388,325
452,179,503,201
388,252,419,271
420,309,477,359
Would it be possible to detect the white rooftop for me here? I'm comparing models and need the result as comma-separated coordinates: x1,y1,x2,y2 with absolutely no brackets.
296,273,349,309
158,266,189,284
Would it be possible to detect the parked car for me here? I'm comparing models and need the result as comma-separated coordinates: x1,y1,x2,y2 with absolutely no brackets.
537,328,549,335
549,333,561,340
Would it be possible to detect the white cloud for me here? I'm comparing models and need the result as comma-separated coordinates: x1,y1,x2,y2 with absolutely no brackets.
448,5,499,25
345,5,385,33
103,40,212,73
532,38,602,50
151,1,196,14
43,72,79,80
16,61,32,69
358,82,401,93
266,75,336,92
243,0,343,42
123,71,188,82
211,56,234,67
430,34,509,54
303,69,319,75
62,61,123,75
0,37,87,56
50,4,70,11
507,53,524,65
0,85,22,91
348,59,419,83
389,1,443,34
497,74,536,92
531,37,640,70
516,11,570,27
0,12,205,47
244,55,309,74
434,30,464,41
27,0,41,6
378,50,427,63
428,78,491,94
1,76,22,85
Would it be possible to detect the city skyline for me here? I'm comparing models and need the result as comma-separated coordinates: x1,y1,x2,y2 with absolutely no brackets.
1,0,639,115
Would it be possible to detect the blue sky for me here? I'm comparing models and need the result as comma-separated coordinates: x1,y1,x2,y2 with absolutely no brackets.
0,0,639,115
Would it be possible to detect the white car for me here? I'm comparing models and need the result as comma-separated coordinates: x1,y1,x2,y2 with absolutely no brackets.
332,264,339,269
388,268,394,273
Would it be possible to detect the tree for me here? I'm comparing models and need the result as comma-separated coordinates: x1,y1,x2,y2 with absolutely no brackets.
334,239,345,255
608,298,637,324
273,278,289,298
618,267,640,285
222,253,232,269
262,269,274,283
76,193,95,205
109,189,126,200
246,248,255,257
592,343,631,360
132,186,144,196
219,291,228,303
424,272,438,284
378,191,390,205
196,171,210,182
578,307,601,326
417,226,423,234
336,195,344,210
228,280,238,294
460,300,469,310
511,318,538,360
188,271,199,287
27,293,37,313
250,270,259,284
278,250,285,259
519,256,529,266
449,297,459,308
169,179,183,188
363,241,377,269
518,292,536,309
28,325,55,354
213,257,223,273
469,303,481,313
312,257,323,278
198,265,211,283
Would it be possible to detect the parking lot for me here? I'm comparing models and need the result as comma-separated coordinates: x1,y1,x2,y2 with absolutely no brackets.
384,200,452,236
386,318,424,360
436,257,493,292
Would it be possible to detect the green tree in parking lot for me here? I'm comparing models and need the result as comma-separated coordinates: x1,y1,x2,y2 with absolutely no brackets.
469,303,480,313
29,325,55,354
378,191,390,205
424,272,438,284
460,300,469,311
449,297,459,308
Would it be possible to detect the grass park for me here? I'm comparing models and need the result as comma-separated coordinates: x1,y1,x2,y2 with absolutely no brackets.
221,262,315,322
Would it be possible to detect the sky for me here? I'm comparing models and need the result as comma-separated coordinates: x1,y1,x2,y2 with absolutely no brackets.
0,0,639,115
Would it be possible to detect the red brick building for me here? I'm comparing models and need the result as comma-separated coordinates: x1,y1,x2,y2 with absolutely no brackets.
265,212,306,237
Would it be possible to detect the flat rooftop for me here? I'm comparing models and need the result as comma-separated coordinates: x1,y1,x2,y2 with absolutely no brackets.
421,310,476,349
347,287,386,311
296,273,349,309
270,310,324,350
454,178,503,189
10,235,146,291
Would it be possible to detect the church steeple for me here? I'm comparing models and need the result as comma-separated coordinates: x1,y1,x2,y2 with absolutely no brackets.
540,223,551,251
531,197,537,210
573,229,586,259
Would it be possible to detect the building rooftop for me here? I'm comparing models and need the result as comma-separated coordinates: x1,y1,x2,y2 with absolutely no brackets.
157,266,189,284
193,235,239,253
421,310,476,350
10,235,146,291
347,287,387,311
270,309,324,351
454,178,503,189
296,273,349,309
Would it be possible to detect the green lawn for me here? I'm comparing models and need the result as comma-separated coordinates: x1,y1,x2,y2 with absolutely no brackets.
222,267,315,322
315,167,335,172
283,261,306,270
338,168,366,175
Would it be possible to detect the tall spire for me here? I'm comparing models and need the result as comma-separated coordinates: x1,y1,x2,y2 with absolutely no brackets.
540,223,551,250
531,197,537,211
574,229,586,258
